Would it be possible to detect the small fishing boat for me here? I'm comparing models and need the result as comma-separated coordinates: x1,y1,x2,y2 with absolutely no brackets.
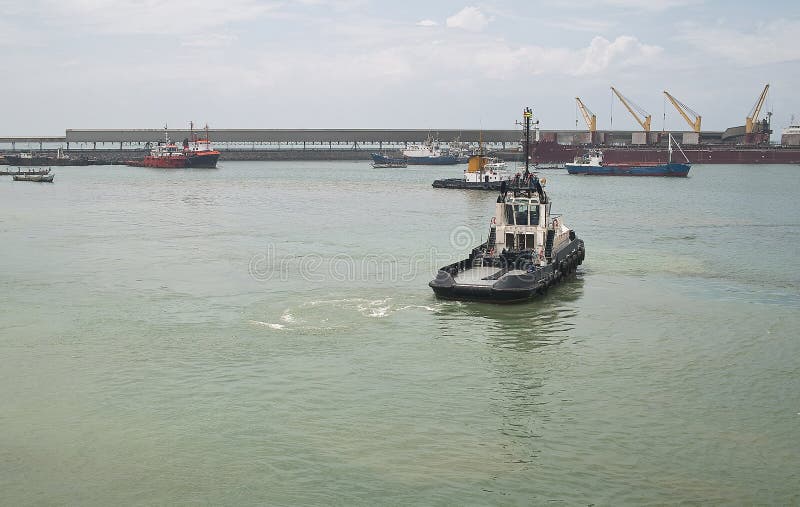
371,161,408,168
429,108,585,302
566,134,691,177
13,173,54,182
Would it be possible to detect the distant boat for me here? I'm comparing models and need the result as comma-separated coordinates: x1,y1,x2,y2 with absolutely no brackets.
371,161,407,168
4,149,98,166
566,134,691,177
127,123,220,168
13,173,54,182
432,131,511,189
370,134,461,166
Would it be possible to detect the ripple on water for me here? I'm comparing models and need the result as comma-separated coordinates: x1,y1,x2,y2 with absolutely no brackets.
249,296,447,334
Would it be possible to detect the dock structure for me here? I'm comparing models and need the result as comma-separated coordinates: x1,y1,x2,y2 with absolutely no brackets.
1,128,731,163
1,128,730,149
60,128,523,151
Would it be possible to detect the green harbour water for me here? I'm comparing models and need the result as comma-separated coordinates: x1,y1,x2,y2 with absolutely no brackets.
1,161,799,505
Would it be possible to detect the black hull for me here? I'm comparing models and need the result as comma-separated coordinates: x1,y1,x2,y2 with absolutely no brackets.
184,153,220,168
429,239,585,303
432,178,507,190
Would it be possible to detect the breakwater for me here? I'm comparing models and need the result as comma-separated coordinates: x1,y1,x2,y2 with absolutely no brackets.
1,149,526,164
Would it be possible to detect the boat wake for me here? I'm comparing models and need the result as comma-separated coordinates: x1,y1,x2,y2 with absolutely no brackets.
249,297,446,332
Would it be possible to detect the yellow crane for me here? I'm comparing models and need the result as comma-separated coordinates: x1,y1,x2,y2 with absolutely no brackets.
611,86,651,132
663,91,701,133
575,97,596,132
745,84,770,134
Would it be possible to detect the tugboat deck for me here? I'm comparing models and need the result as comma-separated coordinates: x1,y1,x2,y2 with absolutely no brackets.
452,267,528,285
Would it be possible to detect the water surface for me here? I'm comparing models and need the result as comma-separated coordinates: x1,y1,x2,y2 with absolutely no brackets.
1,162,799,505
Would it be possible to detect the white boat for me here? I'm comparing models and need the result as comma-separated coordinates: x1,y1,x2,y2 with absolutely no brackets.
400,135,460,165
13,173,54,182
483,157,507,171
432,154,513,190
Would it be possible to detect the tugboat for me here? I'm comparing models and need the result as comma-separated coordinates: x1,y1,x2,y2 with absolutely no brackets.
432,154,512,190
128,123,220,168
429,108,585,302
182,123,221,168
433,133,512,190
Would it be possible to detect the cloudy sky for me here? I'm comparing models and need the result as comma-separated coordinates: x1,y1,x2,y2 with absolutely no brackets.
2,0,798,135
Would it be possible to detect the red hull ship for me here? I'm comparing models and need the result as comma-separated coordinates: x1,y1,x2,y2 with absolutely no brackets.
130,124,220,168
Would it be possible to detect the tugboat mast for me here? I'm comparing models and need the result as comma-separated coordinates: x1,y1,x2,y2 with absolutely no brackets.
516,107,534,177
524,107,531,176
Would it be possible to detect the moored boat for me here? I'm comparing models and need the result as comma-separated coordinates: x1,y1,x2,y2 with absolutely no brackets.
433,154,512,190
566,134,691,177
370,135,461,166
429,108,585,302
13,173,54,182
128,123,220,168
182,124,221,168
3,149,98,166
371,161,407,168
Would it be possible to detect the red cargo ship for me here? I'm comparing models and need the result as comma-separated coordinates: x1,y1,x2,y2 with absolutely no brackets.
130,124,220,168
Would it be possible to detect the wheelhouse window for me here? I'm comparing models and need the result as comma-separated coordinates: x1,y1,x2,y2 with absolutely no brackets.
514,204,529,225
505,204,514,225
530,206,540,226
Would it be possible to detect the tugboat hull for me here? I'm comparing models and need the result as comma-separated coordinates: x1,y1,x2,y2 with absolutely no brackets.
430,239,585,303
432,178,509,190
185,152,220,168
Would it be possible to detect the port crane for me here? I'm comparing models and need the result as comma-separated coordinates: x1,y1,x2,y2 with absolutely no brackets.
611,87,651,132
575,97,597,132
745,83,770,134
663,91,701,133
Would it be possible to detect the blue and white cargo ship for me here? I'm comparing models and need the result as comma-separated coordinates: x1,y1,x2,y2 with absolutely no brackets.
566,134,691,177
371,135,461,165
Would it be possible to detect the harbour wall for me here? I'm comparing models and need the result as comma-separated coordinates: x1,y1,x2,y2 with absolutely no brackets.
0,149,526,164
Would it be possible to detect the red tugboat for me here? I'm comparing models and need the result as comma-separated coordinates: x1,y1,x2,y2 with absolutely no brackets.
182,123,221,168
130,123,220,168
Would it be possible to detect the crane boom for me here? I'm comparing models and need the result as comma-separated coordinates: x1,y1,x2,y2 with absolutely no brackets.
746,84,770,134
575,97,596,132
663,91,701,133
611,86,651,132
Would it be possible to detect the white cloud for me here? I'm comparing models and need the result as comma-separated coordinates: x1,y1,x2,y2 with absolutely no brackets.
181,33,238,48
446,6,489,32
416,19,438,27
678,19,800,65
579,0,695,11
544,17,614,33
467,35,661,78
575,35,662,75
38,0,282,35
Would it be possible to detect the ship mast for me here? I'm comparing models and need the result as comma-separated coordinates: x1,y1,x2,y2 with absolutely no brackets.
522,107,532,176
